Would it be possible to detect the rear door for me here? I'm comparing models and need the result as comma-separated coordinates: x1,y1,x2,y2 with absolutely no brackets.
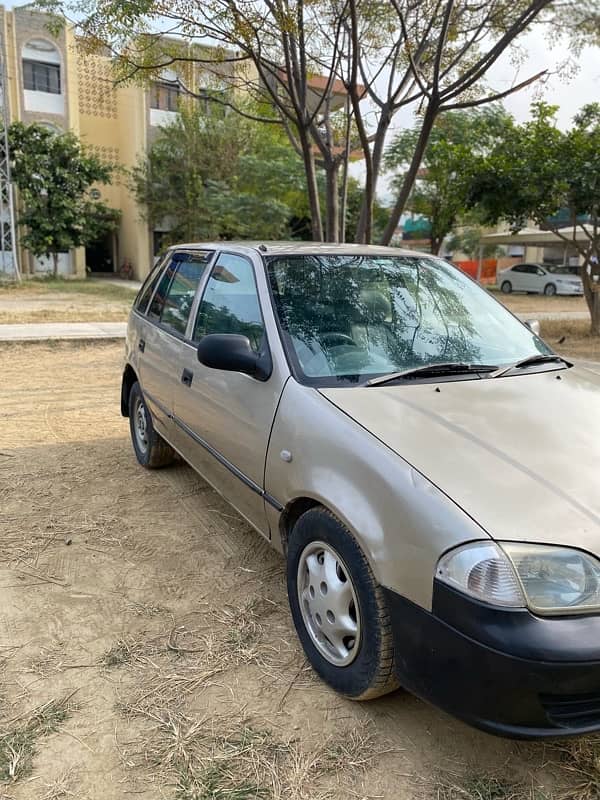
171,250,288,536
137,250,212,440
509,265,527,291
521,264,541,292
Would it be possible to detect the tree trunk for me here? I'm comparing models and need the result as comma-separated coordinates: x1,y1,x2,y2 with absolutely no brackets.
592,288,600,336
339,157,349,242
581,253,600,335
380,102,439,245
430,238,442,255
324,161,340,243
299,130,323,241
52,252,59,277
356,110,391,245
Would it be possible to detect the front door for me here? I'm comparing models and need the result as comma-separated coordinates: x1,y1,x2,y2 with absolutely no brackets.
172,251,287,536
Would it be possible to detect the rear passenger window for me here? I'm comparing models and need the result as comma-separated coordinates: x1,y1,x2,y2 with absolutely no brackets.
135,258,166,313
193,253,265,351
148,251,212,336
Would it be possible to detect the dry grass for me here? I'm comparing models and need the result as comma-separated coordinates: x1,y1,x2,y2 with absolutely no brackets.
116,598,276,718
540,319,600,362
0,277,136,301
432,775,545,800
0,277,134,323
102,633,165,669
544,737,600,800
124,710,378,800
39,767,78,799
0,695,75,783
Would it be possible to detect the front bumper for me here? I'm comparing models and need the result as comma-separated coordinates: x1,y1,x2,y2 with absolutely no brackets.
384,582,600,739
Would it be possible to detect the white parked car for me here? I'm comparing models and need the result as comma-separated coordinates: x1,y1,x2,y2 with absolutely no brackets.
498,263,583,296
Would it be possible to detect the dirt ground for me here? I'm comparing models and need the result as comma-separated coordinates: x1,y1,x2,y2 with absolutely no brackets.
0,281,134,324
0,342,594,800
493,291,587,316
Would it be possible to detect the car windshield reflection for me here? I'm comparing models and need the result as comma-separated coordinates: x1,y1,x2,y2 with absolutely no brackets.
266,255,552,386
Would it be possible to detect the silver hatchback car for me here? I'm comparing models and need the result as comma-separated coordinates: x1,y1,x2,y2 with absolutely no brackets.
122,243,600,738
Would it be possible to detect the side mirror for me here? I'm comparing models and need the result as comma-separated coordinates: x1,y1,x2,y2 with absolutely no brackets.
525,319,541,336
197,334,272,381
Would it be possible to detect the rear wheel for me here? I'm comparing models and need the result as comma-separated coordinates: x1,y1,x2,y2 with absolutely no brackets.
544,283,557,296
287,507,399,700
128,381,175,468
501,280,512,294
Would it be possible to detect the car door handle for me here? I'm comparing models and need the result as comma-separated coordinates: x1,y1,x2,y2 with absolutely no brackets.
181,368,193,387
138,339,145,353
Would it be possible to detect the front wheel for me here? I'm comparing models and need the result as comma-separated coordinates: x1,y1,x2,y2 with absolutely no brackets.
287,507,399,700
501,280,512,294
544,283,557,296
128,381,175,468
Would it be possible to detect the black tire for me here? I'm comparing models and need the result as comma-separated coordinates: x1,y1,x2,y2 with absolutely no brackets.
544,283,557,296
128,381,175,468
501,280,512,294
287,507,399,701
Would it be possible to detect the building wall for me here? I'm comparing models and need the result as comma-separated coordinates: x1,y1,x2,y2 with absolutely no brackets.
1,5,155,279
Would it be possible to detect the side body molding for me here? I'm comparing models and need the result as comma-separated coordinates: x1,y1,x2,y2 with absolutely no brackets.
264,379,490,611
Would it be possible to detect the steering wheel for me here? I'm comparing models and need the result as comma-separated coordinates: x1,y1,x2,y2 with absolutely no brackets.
320,332,357,347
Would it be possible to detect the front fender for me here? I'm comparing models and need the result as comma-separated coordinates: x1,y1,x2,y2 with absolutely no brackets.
264,380,489,611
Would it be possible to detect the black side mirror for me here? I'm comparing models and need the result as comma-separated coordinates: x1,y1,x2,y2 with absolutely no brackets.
197,334,272,381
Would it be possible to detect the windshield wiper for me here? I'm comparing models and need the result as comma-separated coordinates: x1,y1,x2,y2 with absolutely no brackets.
365,362,498,387
491,354,572,379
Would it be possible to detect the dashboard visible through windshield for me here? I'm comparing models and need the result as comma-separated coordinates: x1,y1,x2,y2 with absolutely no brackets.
266,254,552,386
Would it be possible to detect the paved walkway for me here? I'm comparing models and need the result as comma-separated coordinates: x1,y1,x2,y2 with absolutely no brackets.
99,278,142,291
0,321,127,341
0,309,591,343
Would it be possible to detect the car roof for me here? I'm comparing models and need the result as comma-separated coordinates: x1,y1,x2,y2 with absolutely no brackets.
167,241,428,258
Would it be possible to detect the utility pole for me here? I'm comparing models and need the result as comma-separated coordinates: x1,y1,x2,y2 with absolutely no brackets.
0,22,20,281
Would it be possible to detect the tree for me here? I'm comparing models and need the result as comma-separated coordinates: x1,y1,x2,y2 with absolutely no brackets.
547,1,600,48
384,106,512,254
7,123,119,275
41,0,553,243
468,102,600,333
132,103,307,244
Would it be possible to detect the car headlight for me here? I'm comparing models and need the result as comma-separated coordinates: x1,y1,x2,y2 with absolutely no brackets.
436,542,600,615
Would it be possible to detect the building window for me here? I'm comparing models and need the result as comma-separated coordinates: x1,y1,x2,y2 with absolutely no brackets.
23,59,61,94
22,39,62,98
150,82,181,112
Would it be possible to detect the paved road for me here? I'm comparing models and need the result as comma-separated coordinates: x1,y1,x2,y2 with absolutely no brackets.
0,321,127,341
0,314,586,342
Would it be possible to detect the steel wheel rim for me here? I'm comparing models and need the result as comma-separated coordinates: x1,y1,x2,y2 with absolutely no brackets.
297,540,361,667
133,396,149,454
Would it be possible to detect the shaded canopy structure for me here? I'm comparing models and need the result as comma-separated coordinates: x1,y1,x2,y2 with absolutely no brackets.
480,226,593,247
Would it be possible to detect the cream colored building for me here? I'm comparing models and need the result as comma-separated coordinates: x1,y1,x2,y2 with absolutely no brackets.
0,4,215,280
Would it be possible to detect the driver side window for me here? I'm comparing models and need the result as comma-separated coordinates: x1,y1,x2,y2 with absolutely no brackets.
193,253,265,352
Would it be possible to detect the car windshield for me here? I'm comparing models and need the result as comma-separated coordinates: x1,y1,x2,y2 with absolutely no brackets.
266,254,553,386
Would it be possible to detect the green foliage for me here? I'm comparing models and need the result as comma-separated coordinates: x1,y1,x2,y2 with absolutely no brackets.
7,122,120,273
344,178,390,243
468,102,600,330
468,102,600,236
132,103,307,245
446,226,501,259
385,105,513,253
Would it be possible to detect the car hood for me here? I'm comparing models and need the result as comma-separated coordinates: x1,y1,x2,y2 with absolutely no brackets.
320,365,600,553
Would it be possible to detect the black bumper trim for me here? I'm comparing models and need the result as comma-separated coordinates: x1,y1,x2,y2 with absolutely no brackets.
384,586,600,739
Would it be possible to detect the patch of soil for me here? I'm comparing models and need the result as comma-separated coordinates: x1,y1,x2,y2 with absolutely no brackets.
493,290,587,315
0,290,130,323
0,342,574,799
